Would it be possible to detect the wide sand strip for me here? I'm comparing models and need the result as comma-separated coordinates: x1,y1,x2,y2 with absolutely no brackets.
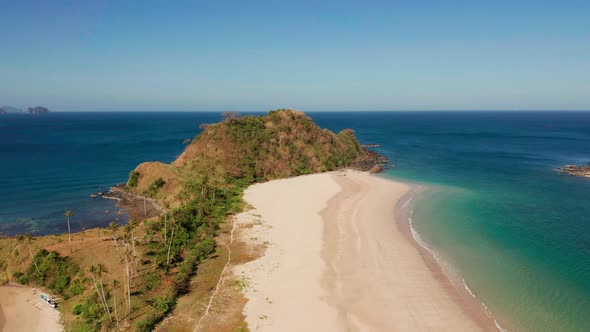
235,170,486,331
323,171,485,331
234,172,342,331
0,285,63,332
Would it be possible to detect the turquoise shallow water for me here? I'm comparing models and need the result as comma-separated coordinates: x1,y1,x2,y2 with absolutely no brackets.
2,111,590,330
311,111,590,331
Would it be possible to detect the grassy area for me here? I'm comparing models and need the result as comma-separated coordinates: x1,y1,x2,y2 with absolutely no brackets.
155,219,257,332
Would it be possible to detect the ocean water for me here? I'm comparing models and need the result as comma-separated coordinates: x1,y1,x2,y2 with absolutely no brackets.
2,111,590,330
0,112,221,235
311,111,590,331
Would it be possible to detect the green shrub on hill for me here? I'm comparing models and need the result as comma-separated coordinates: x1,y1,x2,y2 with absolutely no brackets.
26,249,84,299
128,170,140,187
145,177,165,197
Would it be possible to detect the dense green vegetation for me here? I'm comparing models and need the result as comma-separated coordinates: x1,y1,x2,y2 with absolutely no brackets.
71,294,106,331
15,248,108,331
127,170,140,187
16,249,84,299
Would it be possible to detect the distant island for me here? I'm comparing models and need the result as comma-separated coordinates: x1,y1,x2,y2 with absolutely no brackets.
0,106,50,114
0,106,23,114
27,106,50,114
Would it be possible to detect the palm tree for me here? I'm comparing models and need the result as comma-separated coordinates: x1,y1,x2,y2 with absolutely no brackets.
109,221,119,235
166,217,176,269
24,233,41,275
209,176,225,208
112,280,120,330
89,265,112,321
163,212,167,248
109,222,121,256
97,264,112,321
16,235,27,270
124,222,139,272
64,210,73,253
122,247,132,315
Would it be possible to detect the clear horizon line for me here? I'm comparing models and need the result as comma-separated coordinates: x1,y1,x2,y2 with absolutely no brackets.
41,109,590,113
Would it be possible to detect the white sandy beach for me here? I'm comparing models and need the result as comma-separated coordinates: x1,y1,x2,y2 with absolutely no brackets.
0,285,63,332
234,170,489,331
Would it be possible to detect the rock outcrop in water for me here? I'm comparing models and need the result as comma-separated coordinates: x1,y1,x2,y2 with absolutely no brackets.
557,164,590,178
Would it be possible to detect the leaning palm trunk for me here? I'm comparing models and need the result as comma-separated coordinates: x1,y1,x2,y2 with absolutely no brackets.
166,226,175,268
91,274,111,321
28,243,41,275
124,249,132,314
198,184,206,217
123,265,130,315
131,231,138,272
164,213,167,247
17,243,27,271
67,216,72,253
98,278,112,321
112,235,122,258
210,186,216,207
113,286,120,330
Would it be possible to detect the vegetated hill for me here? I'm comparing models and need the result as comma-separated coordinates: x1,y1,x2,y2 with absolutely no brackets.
174,109,365,177
129,109,378,207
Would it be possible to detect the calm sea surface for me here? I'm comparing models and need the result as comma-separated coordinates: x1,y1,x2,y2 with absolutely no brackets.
2,111,590,330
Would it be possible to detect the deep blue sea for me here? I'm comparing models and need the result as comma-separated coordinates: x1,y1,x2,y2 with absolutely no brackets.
2,111,590,330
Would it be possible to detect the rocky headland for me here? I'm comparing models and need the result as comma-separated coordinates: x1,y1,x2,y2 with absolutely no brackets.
557,164,590,178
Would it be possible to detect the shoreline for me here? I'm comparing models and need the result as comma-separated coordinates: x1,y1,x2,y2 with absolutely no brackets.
235,170,493,331
103,184,163,221
393,183,501,331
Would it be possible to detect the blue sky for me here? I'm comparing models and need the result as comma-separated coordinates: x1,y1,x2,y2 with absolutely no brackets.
1,1,589,111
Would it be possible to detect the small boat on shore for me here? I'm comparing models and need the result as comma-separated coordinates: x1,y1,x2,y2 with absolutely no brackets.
40,294,58,308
